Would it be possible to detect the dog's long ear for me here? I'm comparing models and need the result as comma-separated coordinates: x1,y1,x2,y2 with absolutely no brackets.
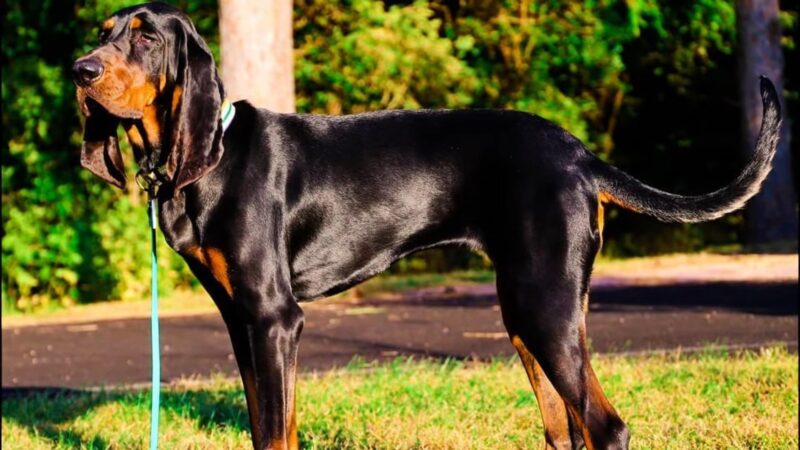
79,93,126,189
167,15,224,190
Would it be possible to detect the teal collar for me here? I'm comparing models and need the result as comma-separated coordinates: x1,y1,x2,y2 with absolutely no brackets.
220,99,236,133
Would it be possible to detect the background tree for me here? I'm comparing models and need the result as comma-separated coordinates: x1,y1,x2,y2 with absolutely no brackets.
737,0,797,247
219,0,295,112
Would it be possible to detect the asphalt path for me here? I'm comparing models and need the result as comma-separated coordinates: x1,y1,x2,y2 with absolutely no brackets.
3,278,797,389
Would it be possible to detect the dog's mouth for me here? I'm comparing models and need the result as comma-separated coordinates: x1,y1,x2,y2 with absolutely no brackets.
77,86,144,120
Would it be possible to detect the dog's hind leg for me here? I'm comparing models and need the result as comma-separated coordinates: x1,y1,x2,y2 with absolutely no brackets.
507,328,586,450
490,190,627,449
497,263,627,449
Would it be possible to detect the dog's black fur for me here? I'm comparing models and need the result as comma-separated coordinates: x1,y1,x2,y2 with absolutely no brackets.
72,3,781,449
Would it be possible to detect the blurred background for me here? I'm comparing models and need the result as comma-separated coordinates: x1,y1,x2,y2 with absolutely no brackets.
2,0,798,313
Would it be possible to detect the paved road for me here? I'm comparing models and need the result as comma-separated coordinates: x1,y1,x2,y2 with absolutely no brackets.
3,279,797,388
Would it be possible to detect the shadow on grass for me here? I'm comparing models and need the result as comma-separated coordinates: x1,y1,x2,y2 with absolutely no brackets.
2,385,251,448
2,387,112,449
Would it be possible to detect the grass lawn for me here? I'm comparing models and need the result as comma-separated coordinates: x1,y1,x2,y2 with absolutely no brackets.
2,346,797,449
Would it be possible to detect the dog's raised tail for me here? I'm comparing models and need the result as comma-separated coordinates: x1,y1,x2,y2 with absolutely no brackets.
591,76,782,223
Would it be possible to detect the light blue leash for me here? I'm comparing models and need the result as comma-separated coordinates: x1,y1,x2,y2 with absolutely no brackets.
147,188,160,450
136,170,161,450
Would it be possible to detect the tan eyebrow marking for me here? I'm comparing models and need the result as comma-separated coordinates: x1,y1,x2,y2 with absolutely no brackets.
130,17,142,29
102,19,115,30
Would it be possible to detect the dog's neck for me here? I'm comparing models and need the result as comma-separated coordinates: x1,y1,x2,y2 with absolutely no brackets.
152,99,243,254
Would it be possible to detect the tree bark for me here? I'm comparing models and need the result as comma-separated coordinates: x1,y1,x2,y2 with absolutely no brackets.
737,0,797,247
219,0,295,112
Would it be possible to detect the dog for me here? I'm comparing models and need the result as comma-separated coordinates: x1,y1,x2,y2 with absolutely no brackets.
72,3,781,449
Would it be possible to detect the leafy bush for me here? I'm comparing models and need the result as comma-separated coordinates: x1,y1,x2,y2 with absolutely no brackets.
295,0,477,113
2,0,199,311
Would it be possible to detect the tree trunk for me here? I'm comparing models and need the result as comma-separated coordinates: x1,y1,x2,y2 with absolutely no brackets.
219,0,295,112
737,0,797,248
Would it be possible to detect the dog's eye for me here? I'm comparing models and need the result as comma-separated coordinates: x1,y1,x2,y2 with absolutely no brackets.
132,32,155,46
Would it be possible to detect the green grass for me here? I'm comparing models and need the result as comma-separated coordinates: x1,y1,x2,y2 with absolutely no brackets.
2,346,797,449
355,269,496,295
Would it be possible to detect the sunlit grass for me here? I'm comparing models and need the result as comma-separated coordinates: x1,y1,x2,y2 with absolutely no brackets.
3,346,797,449
352,269,495,295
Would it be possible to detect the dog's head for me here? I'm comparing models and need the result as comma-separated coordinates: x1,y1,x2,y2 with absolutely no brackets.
73,2,224,190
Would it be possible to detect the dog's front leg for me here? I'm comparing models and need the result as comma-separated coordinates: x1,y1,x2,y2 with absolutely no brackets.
241,297,305,450
213,299,266,449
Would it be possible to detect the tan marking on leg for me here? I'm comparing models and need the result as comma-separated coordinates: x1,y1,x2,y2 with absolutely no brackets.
572,317,624,450
511,335,573,450
287,408,299,450
130,17,141,29
102,19,115,30
184,245,208,265
159,73,166,91
263,348,301,450
268,437,289,450
205,248,233,296
184,246,233,297
240,366,263,448
286,366,299,450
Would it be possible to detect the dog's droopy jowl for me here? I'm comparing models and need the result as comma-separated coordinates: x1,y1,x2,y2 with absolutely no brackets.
73,3,781,449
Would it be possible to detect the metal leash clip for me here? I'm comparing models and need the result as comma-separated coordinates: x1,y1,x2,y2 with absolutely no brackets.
135,169,160,194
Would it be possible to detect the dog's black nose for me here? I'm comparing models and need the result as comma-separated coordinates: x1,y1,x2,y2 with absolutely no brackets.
72,58,104,86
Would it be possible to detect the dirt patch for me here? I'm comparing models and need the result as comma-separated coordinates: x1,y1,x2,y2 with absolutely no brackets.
593,253,798,285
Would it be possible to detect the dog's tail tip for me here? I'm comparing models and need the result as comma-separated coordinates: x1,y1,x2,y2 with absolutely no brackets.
593,77,782,223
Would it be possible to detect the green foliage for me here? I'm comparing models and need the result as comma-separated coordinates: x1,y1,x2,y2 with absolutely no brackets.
4,1,97,310
295,0,477,113
296,0,648,155
2,0,195,311
628,0,736,92
442,0,642,155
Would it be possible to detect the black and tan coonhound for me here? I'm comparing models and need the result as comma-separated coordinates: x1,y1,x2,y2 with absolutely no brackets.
72,3,781,449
